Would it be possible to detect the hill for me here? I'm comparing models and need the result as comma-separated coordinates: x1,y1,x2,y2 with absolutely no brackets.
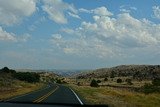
76,65,160,80
0,67,45,100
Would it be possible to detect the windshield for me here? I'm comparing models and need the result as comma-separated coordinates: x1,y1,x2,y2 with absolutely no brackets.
0,0,160,107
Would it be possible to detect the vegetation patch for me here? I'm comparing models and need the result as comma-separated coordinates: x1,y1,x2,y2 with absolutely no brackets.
68,84,160,107
0,67,44,100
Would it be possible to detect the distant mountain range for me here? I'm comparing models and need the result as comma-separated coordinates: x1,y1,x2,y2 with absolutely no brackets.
15,69,91,77
75,65,160,80
15,65,160,80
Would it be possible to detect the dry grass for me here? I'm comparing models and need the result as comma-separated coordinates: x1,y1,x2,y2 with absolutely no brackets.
69,78,151,87
0,81,44,100
68,84,160,107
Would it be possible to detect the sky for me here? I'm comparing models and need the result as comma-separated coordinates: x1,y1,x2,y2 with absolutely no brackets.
0,0,160,69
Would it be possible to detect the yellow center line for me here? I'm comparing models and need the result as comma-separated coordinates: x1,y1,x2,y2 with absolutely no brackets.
33,85,59,103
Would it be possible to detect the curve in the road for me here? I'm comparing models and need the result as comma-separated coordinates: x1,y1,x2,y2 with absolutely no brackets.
33,85,59,103
6,84,83,105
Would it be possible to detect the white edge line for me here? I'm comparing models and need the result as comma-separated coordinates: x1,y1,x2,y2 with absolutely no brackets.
6,85,50,101
70,88,83,105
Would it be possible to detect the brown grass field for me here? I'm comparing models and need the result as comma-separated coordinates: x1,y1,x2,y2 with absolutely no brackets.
67,78,160,107
0,80,44,100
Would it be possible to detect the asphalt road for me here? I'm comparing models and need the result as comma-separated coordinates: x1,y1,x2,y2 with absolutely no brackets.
6,84,83,105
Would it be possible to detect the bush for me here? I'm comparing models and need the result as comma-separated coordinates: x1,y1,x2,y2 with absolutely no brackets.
77,82,81,86
97,80,101,83
56,79,62,84
14,72,40,83
152,78,160,86
90,79,99,87
125,78,133,85
0,67,16,74
117,78,122,83
141,83,160,94
1,67,10,73
110,71,115,78
104,78,108,81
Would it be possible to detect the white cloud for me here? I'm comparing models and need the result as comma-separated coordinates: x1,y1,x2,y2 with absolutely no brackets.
50,12,160,59
120,9,130,13
130,7,137,11
28,16,46,31
0,0,37,25
92,6,113,16
0,26,17,41
94,13,159,47
68,12,81,19
153,6,160,19
120,5,137,13
79,6,113,16
79,8,91,13
42,0,78,24
52,34,62,40
60,28,74,34
51,35,116,58
0,26,31,42
18,33,31,42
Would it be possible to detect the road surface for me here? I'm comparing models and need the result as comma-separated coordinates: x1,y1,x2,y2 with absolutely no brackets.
6,84,83,105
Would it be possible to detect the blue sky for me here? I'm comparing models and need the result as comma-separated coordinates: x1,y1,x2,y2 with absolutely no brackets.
0,0,160,69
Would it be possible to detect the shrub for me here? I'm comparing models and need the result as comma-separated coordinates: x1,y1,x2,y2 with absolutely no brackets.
117,78,122,83
0,67,16,74
152,78,160,86
56,79,62,84
90,79,99,87
104,78,108,81
1,67,10,73
125,78,133,85
14,72,40,83
142,83,160,94
77,82,81,86
142,83,156,94
110,71,115,78
97,80,101,83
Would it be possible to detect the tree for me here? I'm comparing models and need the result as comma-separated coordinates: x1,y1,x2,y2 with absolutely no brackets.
117,78,122,83
1,67,10,73
0,67,16,74
90,79,99,87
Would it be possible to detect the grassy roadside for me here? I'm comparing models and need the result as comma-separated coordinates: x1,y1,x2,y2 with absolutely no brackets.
68,84,160,107
0,81,44,101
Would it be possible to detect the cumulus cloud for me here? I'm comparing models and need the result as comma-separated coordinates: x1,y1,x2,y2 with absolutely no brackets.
51,34,116,58
42,0,79,24
0,0,37,25
93,6,113,16
79,6,113,16
50,12,160,59
153,6,160,19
